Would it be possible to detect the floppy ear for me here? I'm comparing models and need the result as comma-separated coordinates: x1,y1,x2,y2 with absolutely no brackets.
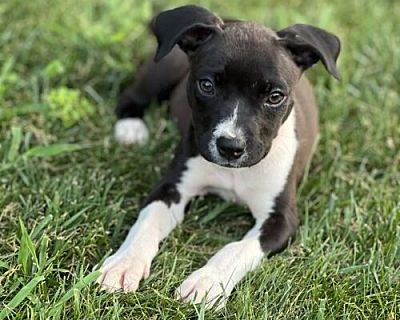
277,24,341,79
151,5,223,62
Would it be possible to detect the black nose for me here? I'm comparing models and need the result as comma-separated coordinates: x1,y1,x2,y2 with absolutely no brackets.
216,137,245,160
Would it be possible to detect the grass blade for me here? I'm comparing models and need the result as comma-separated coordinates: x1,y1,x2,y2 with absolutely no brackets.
7,126,23,162
200,202,232,224
0,275,45,320
30,214,53,240
0,104,48,121
23,143,83,158
48,271,101,317
0,260,9,270
18,217,39,275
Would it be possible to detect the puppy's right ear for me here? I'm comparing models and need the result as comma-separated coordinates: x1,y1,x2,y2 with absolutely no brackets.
277,24,341,80
151,5,223,62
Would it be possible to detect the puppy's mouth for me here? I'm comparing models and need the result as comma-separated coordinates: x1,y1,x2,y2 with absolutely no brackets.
202,144,268,169
204,153,265,168
213,157,248,168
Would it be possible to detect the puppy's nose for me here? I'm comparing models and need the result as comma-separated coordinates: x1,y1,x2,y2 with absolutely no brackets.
216,137,245,160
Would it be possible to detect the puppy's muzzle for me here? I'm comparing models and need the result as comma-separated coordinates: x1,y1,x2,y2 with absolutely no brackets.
216,137,245,160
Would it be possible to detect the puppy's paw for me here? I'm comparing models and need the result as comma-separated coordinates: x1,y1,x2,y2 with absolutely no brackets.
114,118,149,146
176,266,229,310
97,251,150,292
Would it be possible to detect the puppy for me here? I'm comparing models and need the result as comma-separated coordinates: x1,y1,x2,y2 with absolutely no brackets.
98,5,341,309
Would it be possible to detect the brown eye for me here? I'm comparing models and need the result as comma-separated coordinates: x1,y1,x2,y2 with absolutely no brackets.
198,79,215,96
264,91,285,107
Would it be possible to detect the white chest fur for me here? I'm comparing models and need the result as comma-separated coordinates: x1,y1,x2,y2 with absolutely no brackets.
178,109,298,221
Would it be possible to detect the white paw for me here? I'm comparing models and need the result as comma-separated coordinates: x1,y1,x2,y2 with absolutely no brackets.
97,251,151,292
114,118,149,146
176,266,230,310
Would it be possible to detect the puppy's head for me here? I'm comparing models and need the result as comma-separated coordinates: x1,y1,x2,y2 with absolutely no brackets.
152,5,341,168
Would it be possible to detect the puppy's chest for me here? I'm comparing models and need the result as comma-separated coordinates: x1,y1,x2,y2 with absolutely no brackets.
181,154,294,219
204,169,268,204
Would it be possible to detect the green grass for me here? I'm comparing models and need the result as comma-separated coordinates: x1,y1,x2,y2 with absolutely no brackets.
0,0,399,319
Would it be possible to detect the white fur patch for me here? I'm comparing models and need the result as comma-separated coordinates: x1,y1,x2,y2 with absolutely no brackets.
214,102,240,139
97,200,185,292
114,118,149,146
176,224,264,309
209,102,245,161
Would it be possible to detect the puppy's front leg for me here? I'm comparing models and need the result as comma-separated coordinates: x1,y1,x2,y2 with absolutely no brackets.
98,148,191,292
98,200,185,292
177,182,298,309
177,224,265,309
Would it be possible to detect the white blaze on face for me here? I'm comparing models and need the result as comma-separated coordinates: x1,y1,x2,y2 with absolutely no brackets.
214,102,240,139
209,102,245,160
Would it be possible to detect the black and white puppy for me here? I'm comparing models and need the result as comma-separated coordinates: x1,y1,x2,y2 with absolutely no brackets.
98,5,341,309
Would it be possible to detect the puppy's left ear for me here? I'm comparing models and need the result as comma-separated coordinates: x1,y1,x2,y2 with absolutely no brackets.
277,24,341,79
151,5,224,62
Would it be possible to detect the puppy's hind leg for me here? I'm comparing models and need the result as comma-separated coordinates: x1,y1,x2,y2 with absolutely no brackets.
115,46,189,145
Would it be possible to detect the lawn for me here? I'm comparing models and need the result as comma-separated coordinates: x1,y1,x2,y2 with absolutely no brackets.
0,0,399,319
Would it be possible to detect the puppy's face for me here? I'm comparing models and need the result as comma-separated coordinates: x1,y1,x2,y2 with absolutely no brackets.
187,24,299,168
152,6,340,168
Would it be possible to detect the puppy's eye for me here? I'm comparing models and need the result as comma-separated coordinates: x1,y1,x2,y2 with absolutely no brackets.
264,91,285,107
197,79,215,96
